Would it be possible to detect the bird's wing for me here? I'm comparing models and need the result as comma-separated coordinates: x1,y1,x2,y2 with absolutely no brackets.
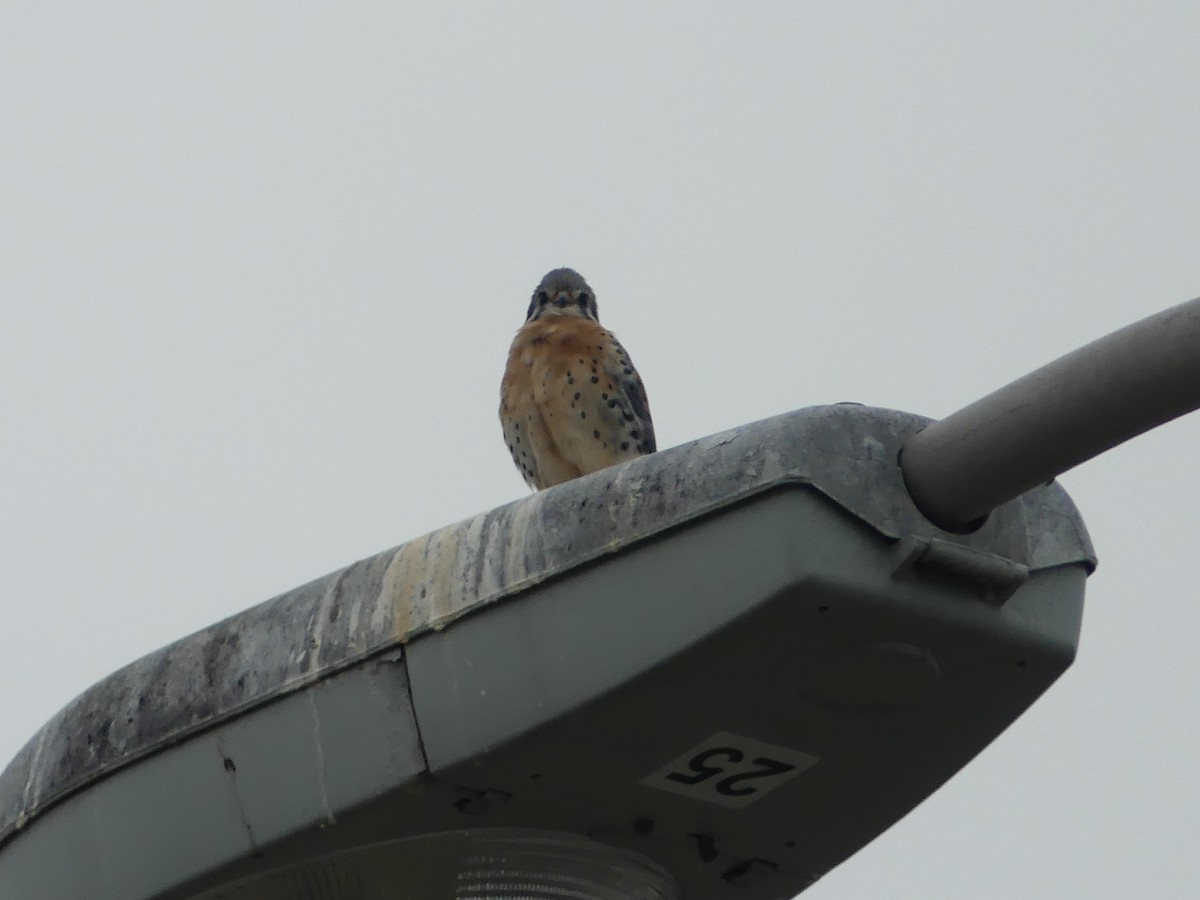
608,337,656,454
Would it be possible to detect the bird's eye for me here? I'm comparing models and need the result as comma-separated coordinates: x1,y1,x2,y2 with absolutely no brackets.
537,290,550,304
576,292,590,308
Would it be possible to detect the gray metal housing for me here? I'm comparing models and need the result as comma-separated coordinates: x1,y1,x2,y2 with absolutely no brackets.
0,405,1096,899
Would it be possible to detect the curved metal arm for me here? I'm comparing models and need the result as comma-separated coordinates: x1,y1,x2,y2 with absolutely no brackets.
901,296,1200,531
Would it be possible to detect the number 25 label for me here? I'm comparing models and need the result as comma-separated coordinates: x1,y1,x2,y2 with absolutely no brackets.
641,732,818,809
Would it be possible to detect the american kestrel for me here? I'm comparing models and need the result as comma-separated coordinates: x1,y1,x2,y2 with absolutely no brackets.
500,268,656,490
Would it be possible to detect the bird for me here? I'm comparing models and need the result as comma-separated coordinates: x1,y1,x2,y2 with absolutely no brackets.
500,268,656,490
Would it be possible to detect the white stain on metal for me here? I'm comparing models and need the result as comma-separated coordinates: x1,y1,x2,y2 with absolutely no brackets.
307,691,336,827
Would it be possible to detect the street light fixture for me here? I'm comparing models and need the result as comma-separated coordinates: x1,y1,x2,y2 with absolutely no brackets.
1,297,1196,900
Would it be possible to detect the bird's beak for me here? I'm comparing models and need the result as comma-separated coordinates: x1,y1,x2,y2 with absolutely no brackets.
554,292,571,308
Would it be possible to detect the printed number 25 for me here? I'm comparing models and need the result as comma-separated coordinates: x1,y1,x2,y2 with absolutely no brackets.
664,746,796,797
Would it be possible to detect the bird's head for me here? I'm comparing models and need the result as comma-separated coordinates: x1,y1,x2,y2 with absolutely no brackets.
526,267,599,322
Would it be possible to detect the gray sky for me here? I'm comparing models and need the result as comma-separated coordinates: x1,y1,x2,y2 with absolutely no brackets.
2,3,1199,897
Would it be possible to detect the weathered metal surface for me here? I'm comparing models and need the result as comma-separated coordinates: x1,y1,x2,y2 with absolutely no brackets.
0,404,1096,850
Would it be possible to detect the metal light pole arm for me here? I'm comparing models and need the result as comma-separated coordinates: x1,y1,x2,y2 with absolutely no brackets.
901,296,1200,531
